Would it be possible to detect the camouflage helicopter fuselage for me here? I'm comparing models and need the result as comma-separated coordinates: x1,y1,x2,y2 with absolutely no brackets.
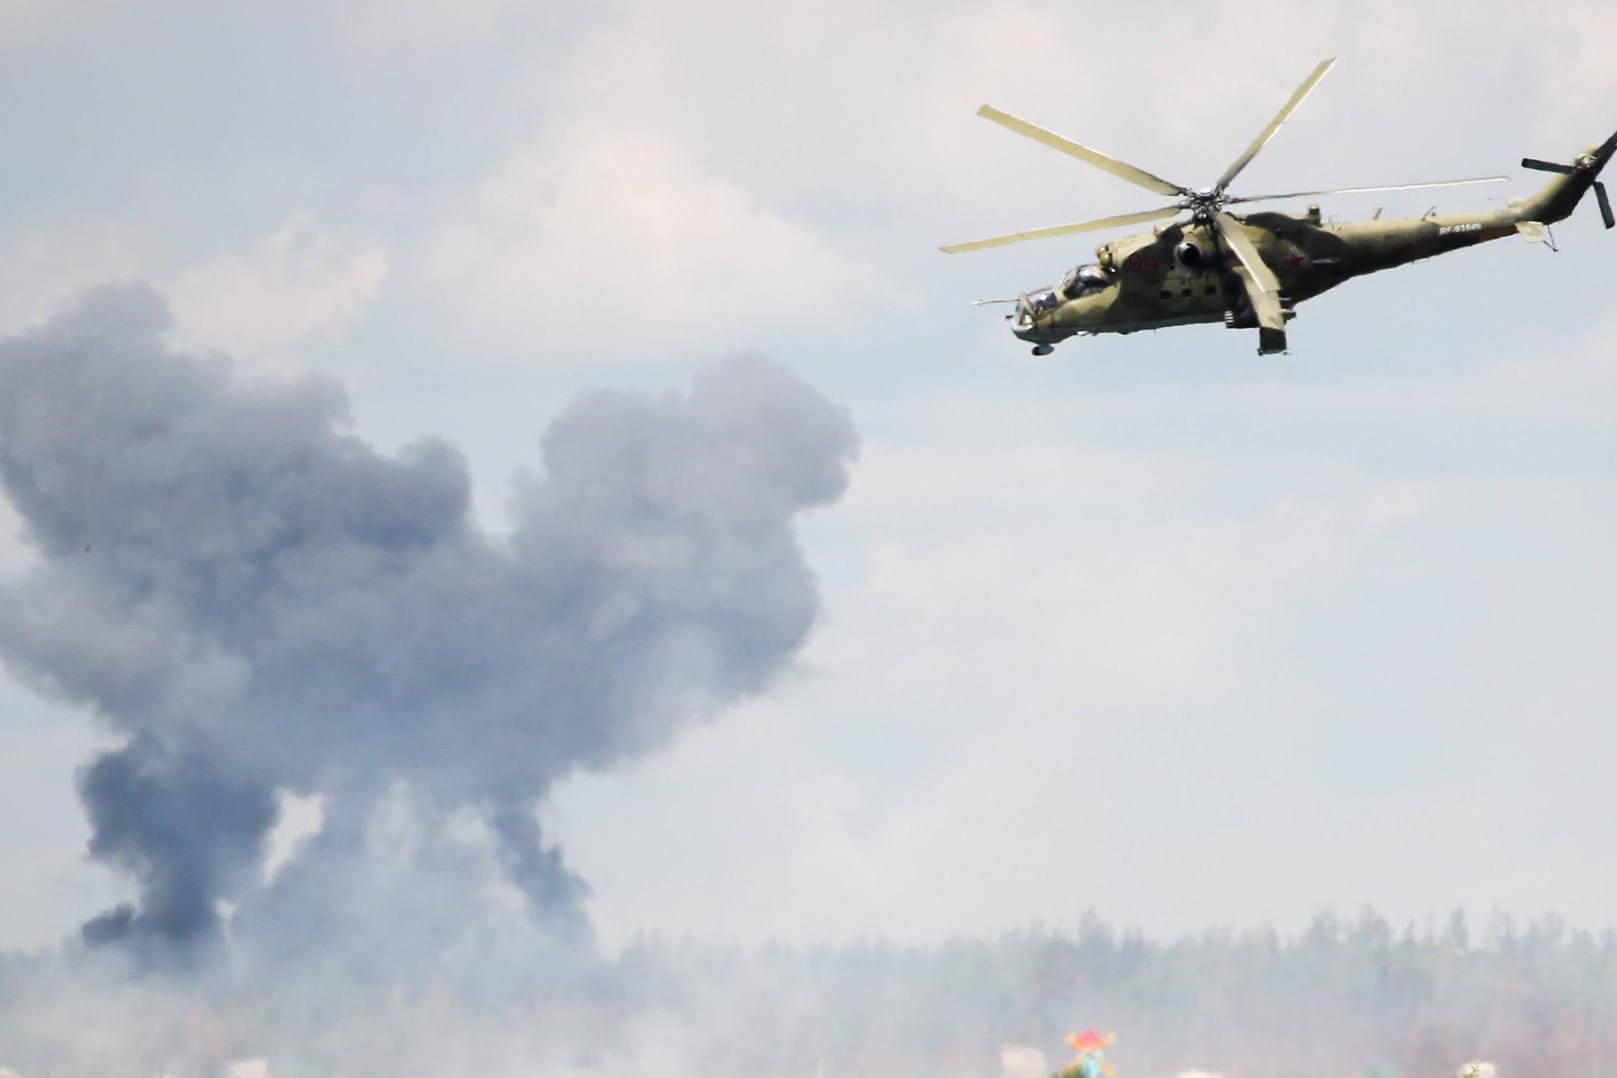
1011,137,1613,354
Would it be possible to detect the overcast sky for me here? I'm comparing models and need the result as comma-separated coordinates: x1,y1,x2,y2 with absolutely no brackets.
2,0,1616,956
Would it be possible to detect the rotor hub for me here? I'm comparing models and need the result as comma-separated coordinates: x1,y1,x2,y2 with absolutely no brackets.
1182,188,1228,219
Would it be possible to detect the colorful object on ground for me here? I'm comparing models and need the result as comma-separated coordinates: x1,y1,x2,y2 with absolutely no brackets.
1057,1029,1117,1078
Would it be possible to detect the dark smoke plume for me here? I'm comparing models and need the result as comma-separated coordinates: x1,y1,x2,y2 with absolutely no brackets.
0,284,855,967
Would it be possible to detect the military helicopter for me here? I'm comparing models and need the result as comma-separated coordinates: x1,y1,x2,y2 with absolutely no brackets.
942,58,1616,355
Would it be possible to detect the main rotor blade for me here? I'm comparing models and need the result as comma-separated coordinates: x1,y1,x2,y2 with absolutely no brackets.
976,105,1191,198
1213,210,1287,349
1217,212,1286,349
1596,182,1615,229
1214,58,1336,194
939,205,1183,254
1212,210,1281,297
1521,157,1578,175
1224,175,1508,205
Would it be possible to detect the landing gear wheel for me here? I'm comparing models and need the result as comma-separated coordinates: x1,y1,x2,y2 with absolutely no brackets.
1031,344,1054,356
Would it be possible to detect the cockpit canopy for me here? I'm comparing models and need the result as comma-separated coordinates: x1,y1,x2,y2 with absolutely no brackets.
1024,288,1061,315
1060,263,1113,300
1020,265,1114,322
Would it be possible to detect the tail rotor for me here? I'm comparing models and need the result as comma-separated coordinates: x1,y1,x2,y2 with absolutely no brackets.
1522,150,1616,229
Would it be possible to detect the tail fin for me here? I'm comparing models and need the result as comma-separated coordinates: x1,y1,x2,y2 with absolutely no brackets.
1519,128,1617,228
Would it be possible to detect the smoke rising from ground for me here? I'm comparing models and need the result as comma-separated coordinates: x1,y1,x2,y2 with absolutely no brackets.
0,284,856,967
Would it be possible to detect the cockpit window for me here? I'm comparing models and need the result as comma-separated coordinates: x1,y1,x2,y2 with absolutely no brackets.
1026,289,1061,315
1060,263,1113,300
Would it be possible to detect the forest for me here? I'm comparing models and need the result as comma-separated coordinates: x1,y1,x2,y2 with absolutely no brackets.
601,909,1617,1077
1,907,1611,1076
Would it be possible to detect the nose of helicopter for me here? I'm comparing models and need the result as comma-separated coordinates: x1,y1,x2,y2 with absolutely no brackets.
1012,318,1056,355
1010,307,1036,341
1009,289,1043,327
1009,293,1048,343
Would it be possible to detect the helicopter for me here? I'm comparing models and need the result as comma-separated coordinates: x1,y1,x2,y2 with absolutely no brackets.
941,58,1616,355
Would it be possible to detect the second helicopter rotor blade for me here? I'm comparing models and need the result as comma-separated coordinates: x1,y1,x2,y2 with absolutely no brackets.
1213,210,1287,353
1521,158,1579,175
1223,175,1508,205
1596,182,1615,229
939,205,1183,254
1214,58,1337,195
975,105,1192,198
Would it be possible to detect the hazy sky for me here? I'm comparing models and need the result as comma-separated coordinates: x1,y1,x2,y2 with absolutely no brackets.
2,0,1616,956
